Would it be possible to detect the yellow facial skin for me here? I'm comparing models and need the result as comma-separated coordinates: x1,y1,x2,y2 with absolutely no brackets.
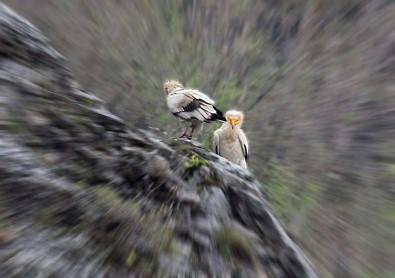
228,117,239,127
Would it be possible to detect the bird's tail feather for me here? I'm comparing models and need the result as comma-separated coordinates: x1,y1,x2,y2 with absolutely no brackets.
210,107,226,122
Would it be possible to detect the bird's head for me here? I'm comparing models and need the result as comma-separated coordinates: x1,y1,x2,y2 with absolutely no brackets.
225,110,244,129
163,80,183,95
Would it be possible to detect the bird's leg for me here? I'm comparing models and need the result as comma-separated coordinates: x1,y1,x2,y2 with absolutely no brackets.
188,121,201,140
179,126,189,138
188,126,195,140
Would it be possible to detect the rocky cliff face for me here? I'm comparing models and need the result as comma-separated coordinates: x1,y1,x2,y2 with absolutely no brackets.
0,4,315,277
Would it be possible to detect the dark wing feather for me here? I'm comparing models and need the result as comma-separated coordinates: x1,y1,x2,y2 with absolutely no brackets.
182,99,200,112
238,130,249,161
244,145,248,160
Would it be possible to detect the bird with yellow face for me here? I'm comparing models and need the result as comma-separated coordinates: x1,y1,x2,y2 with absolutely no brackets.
213,110,249,169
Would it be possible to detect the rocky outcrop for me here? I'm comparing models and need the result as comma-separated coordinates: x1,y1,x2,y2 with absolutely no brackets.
0,4,316,277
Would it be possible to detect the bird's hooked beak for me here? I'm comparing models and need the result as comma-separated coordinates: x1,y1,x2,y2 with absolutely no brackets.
229,117,239,129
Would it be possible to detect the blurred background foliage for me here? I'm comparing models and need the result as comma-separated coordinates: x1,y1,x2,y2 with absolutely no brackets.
4,0,395,277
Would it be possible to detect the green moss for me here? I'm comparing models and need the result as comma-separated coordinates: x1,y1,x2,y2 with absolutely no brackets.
125,250,137,267
120,248,157,275
184,154,209,169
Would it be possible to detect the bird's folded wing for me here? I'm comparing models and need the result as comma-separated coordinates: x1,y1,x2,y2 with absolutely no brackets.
184,90,215,105
238,130,249,160
213,131,220,155
167,89,217,122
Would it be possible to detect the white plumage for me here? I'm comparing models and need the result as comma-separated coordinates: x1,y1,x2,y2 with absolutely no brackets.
164,80,226,139
213,110,249,169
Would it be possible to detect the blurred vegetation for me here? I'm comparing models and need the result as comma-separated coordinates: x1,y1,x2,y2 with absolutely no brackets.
4,0,394,277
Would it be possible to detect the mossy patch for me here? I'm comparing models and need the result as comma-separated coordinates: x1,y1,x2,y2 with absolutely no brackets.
116,247,157,275
184,154,209,169
125,250,137,267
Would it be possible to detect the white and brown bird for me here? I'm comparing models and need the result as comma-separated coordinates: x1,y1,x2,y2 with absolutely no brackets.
163,80,226,139
213,110,249,169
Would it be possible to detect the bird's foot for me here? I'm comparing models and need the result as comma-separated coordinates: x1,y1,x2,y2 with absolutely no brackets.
179,133,188,138
187,135,192,140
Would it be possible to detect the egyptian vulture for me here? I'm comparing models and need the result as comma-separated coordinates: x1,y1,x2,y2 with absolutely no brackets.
163,80,226,139
213,110,249,169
